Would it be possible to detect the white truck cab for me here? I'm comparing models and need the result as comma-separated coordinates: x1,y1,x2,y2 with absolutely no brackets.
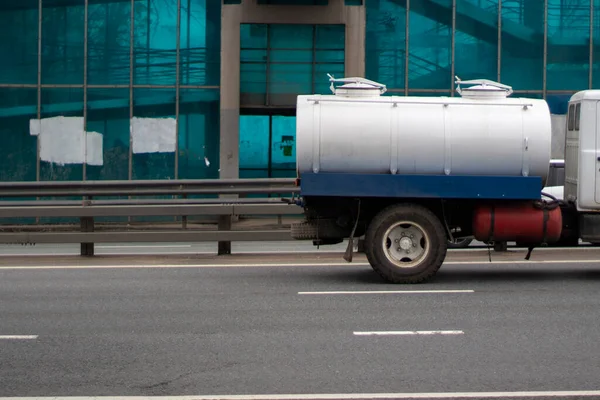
564,90,600,243
564,90,600,210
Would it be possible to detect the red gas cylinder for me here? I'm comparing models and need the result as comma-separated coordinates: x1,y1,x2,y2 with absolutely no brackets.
472,202,563,244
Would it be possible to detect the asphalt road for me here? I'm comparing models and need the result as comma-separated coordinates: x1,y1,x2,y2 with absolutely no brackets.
1,250,600,398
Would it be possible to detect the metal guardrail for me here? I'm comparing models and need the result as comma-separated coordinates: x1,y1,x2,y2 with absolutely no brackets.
0,178,299,197
0,178,303,256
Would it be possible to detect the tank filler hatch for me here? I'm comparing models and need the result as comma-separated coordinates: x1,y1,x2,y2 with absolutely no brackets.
327,74,387,97
455,76,513,100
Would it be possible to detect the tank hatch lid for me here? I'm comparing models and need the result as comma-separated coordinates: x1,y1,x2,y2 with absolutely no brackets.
328,74,387,97
455,76,513,99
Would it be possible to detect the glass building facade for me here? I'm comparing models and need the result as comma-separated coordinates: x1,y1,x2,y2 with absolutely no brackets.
0,0,598,182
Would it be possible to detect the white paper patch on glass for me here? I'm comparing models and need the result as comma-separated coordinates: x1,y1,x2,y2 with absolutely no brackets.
29,116,104,166
85,131,104,166
130,117,177,154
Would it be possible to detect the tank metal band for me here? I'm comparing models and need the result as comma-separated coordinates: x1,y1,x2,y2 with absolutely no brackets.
443,104,451,176
311,98,322,174
390,103,398,174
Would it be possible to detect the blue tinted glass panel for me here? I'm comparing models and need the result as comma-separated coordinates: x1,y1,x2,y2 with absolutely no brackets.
239,115,269,174
41,2,85,84
314,63,344,93
268,63,312,105
455,0,499,82
593,0,600,87
240,24,267,104
180,0,221,86
500,0,544,90
268,24,313,101
39,88,84,181
408,0,452,90
513,92,543,99
271,116,296,178
314,49,345,64
314,24,345,92
0,89,38,182
87,1,131,85
85,89,130,181
270,49,313,63
546,0,590,91
178,89,220,179
546,94,572,114
134,0,176,85
408,90,453,97
0,1,38,84
239,115,297,179
315,24,345,49
240,62,268,105
365,0,407,89
240,23,344,106
131,89,176,180
241,23,268,49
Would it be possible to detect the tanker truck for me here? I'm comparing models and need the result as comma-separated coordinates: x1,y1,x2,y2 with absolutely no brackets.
289,75,599,284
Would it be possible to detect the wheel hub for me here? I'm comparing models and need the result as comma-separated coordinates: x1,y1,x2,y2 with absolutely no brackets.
383,222,429,269
399,236,413,251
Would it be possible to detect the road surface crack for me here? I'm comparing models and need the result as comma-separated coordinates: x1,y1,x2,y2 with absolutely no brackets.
138,371,194,390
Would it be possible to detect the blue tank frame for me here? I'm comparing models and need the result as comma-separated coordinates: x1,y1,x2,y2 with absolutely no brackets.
298,172,543,200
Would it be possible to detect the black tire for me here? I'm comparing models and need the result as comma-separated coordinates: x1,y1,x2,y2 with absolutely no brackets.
365,203,447,284
448,237,473,248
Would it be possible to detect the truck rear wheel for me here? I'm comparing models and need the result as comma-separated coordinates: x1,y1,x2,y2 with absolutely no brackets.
365,204,447,284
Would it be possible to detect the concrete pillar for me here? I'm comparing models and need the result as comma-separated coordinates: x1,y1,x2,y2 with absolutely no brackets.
344,4,366,77
219,5,242,181
218,4,242,255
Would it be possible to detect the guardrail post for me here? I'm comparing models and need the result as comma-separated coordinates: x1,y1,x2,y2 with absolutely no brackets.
80,217,94,256
182,194,187,229
218,215,232,255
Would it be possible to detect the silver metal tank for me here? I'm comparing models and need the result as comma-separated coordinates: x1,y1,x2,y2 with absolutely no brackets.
296,76,552,186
